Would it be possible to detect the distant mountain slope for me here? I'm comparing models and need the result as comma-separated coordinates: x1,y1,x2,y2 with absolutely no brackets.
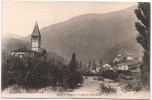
2,37,30,53
23,6,143,64
2,37,65,63
2,33,23,40
103,37,143,63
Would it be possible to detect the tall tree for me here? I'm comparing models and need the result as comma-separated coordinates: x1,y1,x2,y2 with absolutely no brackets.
92,59,96,70
79,61,82,68
68,53,83,88
69,53,77,72
76,60,79,68
99,59,102,66
134,2,150,87
88,60,91,68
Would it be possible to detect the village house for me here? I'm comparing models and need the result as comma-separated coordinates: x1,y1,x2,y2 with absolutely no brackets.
113,58,120,63
127,56,134,60
102,64,111,70
11,22,47,58
96,66,101,72
115,58,142,72
137,57,142,61
113,54,124,64
11,46,38,58
117,65,129,71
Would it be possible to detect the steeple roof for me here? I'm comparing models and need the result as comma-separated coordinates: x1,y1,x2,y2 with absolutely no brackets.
32,22,41,36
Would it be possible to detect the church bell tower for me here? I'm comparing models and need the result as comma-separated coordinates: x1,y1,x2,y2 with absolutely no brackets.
31,22,41,53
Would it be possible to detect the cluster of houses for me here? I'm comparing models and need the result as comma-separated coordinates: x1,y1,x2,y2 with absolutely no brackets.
113,54,142,64
89,54,142,75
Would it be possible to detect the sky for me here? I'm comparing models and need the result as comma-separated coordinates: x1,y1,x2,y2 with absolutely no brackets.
2,1,137,37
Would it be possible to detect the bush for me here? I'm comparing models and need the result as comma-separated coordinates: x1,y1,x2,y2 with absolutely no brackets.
114,78,121,82
117,70,131,76
65,70,83,89
123,83,132,92
2,54,19,90
98,76,104,81
121,80,143,92
85,71,96,76
131,80,143,92
26,61,52,88
102,70,118,80
100,83,117,94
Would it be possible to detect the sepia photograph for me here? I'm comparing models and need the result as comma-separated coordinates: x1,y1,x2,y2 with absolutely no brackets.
1,1,150,99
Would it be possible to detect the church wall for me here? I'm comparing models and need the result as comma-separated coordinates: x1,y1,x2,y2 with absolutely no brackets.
32,48,40,52
11,52,36,58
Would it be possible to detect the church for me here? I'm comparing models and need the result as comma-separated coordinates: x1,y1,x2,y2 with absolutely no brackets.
11,22,47,58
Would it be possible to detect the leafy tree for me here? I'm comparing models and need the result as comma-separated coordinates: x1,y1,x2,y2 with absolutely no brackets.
134,2,150,87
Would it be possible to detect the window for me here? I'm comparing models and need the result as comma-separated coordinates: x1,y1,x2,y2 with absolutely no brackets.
32,35,39,39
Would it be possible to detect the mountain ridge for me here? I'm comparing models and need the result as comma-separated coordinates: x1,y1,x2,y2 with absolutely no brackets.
4,5,142,64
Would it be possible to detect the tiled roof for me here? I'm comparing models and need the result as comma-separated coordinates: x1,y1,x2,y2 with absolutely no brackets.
11,46,47,54
11,46,34,52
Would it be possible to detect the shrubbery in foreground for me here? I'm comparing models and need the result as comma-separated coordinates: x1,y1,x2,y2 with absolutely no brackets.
2,53,83,90
100,83,116,94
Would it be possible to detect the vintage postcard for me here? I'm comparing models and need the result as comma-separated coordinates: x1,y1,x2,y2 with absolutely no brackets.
1,1,150,99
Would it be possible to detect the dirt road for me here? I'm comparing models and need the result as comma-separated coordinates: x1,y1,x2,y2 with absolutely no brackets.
71,76,101,94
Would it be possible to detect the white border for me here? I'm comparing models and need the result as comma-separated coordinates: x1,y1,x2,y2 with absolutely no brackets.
0,0,151,100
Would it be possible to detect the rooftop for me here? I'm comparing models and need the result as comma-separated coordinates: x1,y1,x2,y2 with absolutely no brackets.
11,46,34,52
32,22,41,36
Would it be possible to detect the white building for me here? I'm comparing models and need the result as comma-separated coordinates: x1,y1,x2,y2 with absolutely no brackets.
102,64,111,70
96,66,101,72
113,58,120,63
127,56,134,60
117,65,128,71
